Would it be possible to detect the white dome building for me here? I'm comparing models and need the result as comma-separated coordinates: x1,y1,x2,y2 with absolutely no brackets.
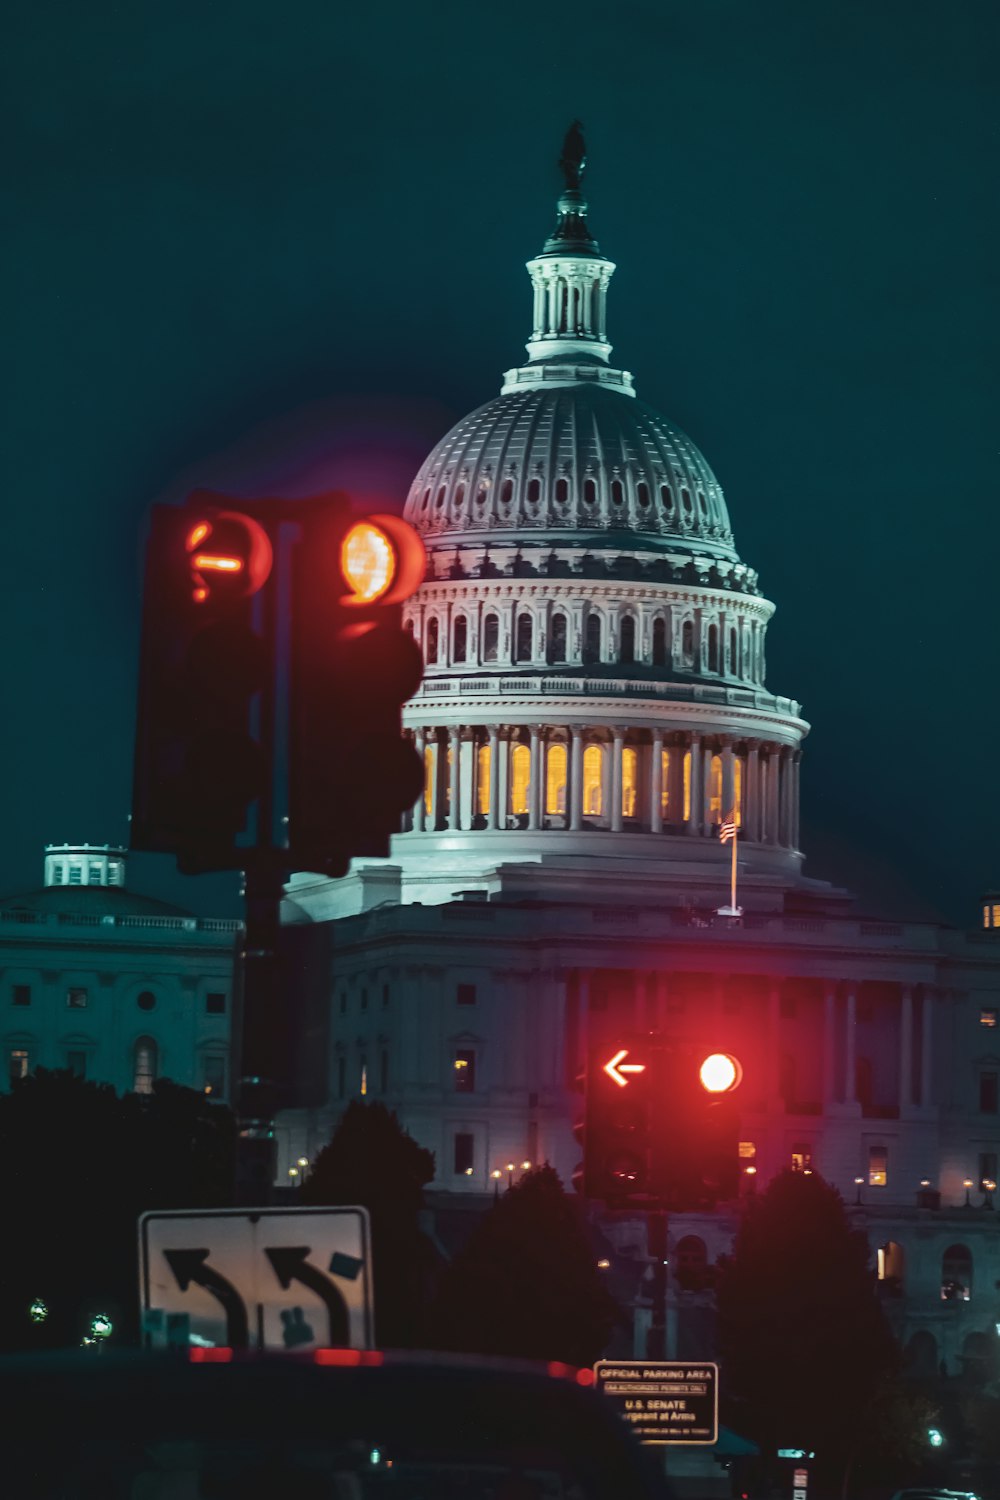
278,138,1000,1378
290,145,806,921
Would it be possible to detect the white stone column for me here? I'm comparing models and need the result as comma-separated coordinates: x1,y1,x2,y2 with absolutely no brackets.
413,728,426,832
844,987,857,1104
822,983,837,1105
448,726,461,831
611,729,625,833
687,738,702,836
487,726,500,830
920,988,933,1106
569,726,584,832
529,726,542,830
899,985,913,1111
650,732,664,833
747,745,760,841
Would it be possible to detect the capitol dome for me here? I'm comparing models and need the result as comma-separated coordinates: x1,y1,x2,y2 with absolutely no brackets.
292,129,809,919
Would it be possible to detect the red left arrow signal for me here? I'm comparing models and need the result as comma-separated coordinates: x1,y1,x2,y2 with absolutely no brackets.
603,1049,647,1088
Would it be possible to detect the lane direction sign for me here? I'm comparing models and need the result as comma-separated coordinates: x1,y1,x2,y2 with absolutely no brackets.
141,1207,373,1352
594,1360,718,1445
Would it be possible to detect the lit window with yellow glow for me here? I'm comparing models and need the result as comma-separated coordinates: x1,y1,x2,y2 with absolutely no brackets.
546,743,567,814
734,755,743,828
739,1141,756,1166
661,749,671,818
991,903,1000,929
477,743,491,816
510,744,530,815
423,745,434,816
869,1146,888,1186
709,754,723,822
981,1008,998,1028
683,750,691,822
583,744,603,816
622,746,638,818
790,1144,812,1173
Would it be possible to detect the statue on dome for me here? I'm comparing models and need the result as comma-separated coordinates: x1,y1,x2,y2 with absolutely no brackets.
559,121,586,190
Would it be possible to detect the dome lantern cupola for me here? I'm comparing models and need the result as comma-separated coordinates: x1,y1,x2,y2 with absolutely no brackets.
502,122,633,395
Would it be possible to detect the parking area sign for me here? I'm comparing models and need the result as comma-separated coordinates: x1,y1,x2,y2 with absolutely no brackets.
594,1360,718,1445
140,1206,373,1352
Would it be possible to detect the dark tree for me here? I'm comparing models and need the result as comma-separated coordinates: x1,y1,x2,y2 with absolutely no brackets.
716,1170,897,1488
430,1165,619,1368
300,1100,438,1348
0,1069,236,1351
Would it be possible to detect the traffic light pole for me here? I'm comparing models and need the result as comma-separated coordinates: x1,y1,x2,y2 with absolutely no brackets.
234,858,285,1204
646,1209,668,1359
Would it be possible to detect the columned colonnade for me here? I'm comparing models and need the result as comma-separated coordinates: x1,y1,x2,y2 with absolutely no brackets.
406,723,802,847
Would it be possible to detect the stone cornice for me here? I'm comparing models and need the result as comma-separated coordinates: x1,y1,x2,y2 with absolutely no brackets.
411,579,775,620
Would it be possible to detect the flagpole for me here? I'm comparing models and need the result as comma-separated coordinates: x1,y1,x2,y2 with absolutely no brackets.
730,824,738,912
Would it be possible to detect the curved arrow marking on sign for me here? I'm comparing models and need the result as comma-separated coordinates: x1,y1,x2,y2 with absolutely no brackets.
163,1248,249,1349
266,1246,350,1346
604,1049,646,1088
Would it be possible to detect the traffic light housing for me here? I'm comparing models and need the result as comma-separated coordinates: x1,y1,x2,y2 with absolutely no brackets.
131,497,273,872
578,1038,743,1210
287,499,425,876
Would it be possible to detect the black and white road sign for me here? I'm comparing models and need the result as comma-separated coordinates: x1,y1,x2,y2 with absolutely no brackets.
140,1207,373,1352
594,1361,718,1445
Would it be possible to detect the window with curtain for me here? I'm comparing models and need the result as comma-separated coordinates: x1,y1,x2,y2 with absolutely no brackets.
546,743,567,814
583,744,603,816
683,750,691,821
622,746,638,817
476,743,491,816
709,754,723,822
510,744,530,815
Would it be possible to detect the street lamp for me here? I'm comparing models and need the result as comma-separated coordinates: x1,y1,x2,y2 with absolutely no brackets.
288,1167,300,1186
983,1177,996,1210
964,1177,975,1207
28,1298,47,1325
927,1428,944,1449
854,1176,864,1205
506,1161,516,1189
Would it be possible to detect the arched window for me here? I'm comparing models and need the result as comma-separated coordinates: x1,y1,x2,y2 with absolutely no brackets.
674,1235,709,1291
476,743,491,816
421,488,431,511
482,613,499,662
527,477,541,504
426,617,439,664
941,1244,972,1302
652,617,667,667
500,478,514,505
510,744,530,816
730,627,738,675
661,749,671,819
584,477,597,505
584,613,602,664
454,484,465,508
734,755,744,829
133,1037,157,1095
549,612,568,663
709,753,723,823
611,478,625,507
620,615,636,664
681,487,693,515
546,744,567,815
515,613,533,662
622,747,638,818
660,483,674,512
637,482,650,509
453,615,468,663
877,1240,905,1295
707,624,720,672
583,744,604,816
681,620,694,662
423,745,434,817
555,477,569,504
435,485,447,509
682,749,692,822
404,618,415,638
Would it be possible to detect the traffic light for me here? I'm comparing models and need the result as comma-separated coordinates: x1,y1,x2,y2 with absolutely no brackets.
288,498,425,875
131,496,274,872
579,1038,743,1210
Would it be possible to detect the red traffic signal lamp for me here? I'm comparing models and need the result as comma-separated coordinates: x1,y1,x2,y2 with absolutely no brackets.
131,497,274,872
288,500,425,875
577,1038,744,1210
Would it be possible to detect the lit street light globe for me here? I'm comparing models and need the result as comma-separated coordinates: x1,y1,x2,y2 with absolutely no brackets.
29,1298,48,1324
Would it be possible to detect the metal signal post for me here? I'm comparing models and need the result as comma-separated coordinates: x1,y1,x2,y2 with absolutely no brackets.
131,491,426,1202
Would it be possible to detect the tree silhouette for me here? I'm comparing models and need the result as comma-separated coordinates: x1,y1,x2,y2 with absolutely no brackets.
716,1170,897,1488
431,1165,619,1368
301,1100,438,1348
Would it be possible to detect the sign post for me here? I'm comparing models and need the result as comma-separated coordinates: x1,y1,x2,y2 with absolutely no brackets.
140,1206,374,1352
594,1361,718,1445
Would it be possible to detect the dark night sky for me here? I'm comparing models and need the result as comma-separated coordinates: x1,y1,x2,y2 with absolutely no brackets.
3,0,997,923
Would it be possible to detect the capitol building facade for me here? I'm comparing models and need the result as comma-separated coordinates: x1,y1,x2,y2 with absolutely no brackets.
275,148,1000,1376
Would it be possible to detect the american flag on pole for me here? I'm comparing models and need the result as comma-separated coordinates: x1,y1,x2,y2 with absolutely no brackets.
719,808,737,843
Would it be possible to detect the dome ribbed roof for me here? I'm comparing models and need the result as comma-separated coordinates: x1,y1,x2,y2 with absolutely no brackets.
404,384,737,559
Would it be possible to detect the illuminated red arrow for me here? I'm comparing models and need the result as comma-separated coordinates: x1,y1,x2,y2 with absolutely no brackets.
603,1049,646,1088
